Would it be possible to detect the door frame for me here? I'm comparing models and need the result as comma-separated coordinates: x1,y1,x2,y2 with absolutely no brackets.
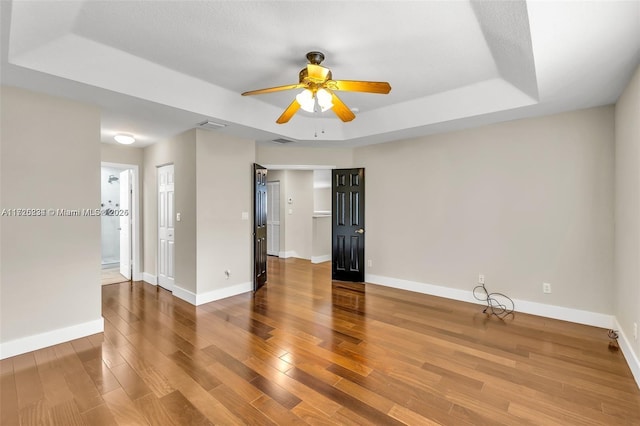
101,162,141,281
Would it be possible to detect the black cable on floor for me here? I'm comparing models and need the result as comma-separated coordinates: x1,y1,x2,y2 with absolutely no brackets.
473,283,515,320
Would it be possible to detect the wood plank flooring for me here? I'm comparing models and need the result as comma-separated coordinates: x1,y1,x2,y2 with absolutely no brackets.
2,257,639,425
101,266,129,286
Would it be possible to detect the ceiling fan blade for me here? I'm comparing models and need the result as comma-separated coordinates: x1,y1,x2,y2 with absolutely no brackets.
276,99,301,124
328,91,356,122
242,83,304,96
306,64,331,82
332,80,391,94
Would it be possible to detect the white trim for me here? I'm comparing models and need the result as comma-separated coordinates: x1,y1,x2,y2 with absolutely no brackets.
366,273,477,304
278,251,311,261
365,274,614,329
173,283,253,306
311,254,331,264
513,299,613,329
613,318,640,389
172,285,197,305
195,282,253,306
142,272,157,285
0,318,104,360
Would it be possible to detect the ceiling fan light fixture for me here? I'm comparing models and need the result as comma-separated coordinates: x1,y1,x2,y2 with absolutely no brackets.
114,133,135,145
296,88,333,113
316,88,333,112
296,89,315,112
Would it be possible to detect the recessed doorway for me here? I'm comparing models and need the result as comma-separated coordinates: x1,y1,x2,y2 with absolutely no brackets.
100,162,141,285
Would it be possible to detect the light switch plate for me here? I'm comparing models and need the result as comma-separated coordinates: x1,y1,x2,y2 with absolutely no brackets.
176,212,181,222
241,212,249,220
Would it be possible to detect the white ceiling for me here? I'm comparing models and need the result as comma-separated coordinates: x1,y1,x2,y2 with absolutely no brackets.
1,1,638,148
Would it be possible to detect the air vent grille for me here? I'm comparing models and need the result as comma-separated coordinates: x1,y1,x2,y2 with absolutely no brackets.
197,120,227,130
272,138,295,144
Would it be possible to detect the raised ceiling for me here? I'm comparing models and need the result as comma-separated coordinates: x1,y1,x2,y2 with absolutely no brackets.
1,1,638,147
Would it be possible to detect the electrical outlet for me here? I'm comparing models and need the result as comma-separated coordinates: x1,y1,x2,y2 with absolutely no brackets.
478,274,485,284
543,282,552,294
367,259,372,267
634,322,638,341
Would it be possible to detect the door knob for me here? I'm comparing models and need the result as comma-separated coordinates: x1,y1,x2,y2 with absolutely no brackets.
355,229,365,234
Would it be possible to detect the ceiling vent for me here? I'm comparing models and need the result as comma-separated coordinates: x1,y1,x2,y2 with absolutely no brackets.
197,120,227,130
272,138,295,144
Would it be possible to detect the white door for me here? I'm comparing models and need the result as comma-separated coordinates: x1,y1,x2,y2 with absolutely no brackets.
267,181,280,256
158,165,175,291
119,169,132,280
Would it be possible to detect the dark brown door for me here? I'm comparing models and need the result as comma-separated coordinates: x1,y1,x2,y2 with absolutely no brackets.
254,164,267,291
332,168,365,282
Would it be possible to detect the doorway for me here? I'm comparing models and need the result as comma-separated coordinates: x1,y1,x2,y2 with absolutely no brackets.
157,164,176,291
332,168,366,282
261,166,334,263
100,162,140,285
266,181,280,256
254,164,268,291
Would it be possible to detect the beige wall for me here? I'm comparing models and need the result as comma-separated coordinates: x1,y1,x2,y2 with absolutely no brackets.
256,145,354,168
355,106,615,314
101,143,144,167
143,130,197,293
312,216,331,260
314,187,331,212
1,86,102,351
196,130,255,294
615,65,640,361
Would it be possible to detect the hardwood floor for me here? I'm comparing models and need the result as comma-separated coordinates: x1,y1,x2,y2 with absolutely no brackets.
2,257,639,425
101,266,129,286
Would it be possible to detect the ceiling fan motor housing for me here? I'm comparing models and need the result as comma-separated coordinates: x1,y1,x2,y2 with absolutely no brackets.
299,67,332,85
306,51,325,65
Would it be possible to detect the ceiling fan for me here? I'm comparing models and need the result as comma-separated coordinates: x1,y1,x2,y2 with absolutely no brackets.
241,51,391,124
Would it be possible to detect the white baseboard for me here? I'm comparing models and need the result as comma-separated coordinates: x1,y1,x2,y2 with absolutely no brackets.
142,272,157,285
365,274,614,329
311,254,331,264
173,282,253,306
172,285,197,304
279,251,297,259
132,271,143,281
0,318,104,360
195,282,253,305
366,273,478,305
513,298,613,329
613,318,640,389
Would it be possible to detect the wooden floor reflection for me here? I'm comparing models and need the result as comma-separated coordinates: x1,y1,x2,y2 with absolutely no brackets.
2,257,639,425
332,281,366,315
